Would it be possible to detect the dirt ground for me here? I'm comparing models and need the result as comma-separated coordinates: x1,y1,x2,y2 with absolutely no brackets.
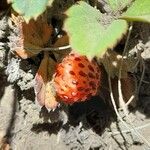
0,1,150,150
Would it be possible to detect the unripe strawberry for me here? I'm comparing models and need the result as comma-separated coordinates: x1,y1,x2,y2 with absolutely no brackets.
53,53,100,104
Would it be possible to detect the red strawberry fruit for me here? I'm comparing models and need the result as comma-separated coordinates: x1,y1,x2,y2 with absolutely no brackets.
53,53,101,104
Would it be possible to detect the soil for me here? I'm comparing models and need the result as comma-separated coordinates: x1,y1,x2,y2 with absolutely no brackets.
0,1,150,150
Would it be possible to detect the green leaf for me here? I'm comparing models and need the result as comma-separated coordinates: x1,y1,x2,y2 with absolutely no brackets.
11,0,53,23
64,1,128,59
108,0,131,11
120,0,150,23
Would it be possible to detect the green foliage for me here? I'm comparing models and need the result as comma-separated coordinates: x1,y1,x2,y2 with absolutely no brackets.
11,0,54,23
10,0,150,59
64,1,128,59
121,0,150,23
107,0,131,11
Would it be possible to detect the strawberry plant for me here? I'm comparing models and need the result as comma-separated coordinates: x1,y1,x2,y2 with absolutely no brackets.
64,0,150,59
7,0,150,107
8,0,54,22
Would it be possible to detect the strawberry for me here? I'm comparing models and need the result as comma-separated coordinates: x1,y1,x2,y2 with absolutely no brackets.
53,53,100,104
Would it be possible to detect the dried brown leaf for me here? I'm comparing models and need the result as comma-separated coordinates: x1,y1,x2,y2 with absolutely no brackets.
0,143,10,150
44,82,59,109
100,49,137,78
11,14,53,59
53,35,69,48
34,52,59,109
0,136,10,150
96,65,137,108
111,74,137,107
